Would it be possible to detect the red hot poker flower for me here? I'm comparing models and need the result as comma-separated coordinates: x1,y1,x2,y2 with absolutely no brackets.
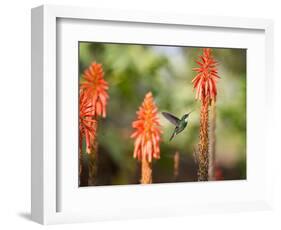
131,92,162,163
80,62,109,118
79,89,97,154
192,48,220,104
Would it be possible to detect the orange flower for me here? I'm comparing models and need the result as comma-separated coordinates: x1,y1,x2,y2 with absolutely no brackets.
131,92,162,163
192,48,220,104
79,89,97,154
80,62,109,118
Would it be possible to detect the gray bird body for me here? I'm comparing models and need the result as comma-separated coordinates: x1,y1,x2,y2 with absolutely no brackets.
162,112,191,141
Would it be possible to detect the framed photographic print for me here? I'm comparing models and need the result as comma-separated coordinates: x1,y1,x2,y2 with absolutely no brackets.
31,5,274,224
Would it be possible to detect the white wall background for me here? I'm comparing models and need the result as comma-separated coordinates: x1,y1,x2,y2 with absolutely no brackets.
0,0,280,229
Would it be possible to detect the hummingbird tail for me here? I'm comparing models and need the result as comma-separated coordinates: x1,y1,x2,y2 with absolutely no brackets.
169,132,176,141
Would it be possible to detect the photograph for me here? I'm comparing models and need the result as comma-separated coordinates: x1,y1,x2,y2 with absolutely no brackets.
78,42,246,186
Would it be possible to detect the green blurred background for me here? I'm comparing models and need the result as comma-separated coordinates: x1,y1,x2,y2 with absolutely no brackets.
79,42,246,186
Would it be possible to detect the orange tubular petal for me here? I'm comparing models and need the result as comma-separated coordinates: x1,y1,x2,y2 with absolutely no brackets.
191,48,219,103
81,62,109,119
192,73,201,82
195,61,204,67
96,100,102,116
99,93,107,106
131,131,139,138
133,138,141,158
102,106,106,118
193,76,202,89
130,92,162,162
79,89,97,152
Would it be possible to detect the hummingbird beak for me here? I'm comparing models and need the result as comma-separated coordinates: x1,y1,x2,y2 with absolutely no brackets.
187,111,193,116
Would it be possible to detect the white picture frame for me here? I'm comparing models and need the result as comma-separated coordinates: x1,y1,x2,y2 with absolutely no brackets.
31,5,274,225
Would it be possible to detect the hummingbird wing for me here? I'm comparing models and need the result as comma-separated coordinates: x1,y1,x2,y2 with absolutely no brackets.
162,112,180,126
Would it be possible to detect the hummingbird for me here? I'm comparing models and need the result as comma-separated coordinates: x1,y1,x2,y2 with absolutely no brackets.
162,111,192,141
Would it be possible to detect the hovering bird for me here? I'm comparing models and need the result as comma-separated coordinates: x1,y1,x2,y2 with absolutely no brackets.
162,111,192,141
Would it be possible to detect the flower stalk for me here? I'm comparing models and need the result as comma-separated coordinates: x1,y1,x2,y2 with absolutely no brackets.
209,100,216,180
141,155,152,184
198,99,209,181
79,62,109,186
131,92,162,184
192,48,220,181
173,151,180,179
